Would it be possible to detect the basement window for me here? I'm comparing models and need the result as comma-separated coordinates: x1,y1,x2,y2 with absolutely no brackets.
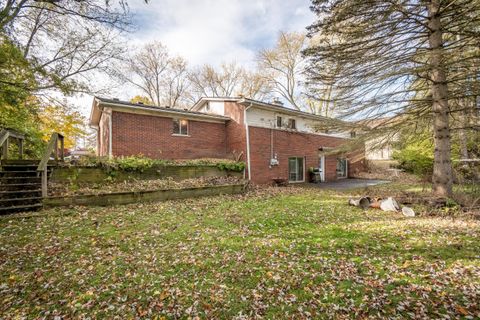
173,119,188,136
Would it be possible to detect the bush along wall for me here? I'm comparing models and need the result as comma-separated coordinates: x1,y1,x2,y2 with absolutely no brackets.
51,156,245,184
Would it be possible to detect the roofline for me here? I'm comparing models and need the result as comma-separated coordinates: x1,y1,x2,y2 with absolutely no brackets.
238,97,336,122
190,96,241,111
90,97,230,125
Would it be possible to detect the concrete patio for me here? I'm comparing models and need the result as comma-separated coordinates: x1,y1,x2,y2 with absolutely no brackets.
309,178,391,190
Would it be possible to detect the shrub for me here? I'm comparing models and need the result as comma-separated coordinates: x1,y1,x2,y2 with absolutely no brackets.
393,144,433,176
216,161,245,172
74,155,245,172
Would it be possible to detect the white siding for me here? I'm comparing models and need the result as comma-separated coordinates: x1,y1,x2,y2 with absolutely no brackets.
198,101,225,116
365,139,394,160
246,106,349,138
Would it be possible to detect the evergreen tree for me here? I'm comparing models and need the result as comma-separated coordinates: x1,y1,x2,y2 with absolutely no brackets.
304,0,480,196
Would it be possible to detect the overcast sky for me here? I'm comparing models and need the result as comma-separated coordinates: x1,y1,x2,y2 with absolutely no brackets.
76,0,315,116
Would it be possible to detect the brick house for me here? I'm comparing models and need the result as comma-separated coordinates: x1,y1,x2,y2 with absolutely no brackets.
90,96,365,184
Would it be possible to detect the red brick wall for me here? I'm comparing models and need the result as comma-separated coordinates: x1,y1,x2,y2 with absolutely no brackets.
224,101,247,162
248,126,365,184
111,111,227,159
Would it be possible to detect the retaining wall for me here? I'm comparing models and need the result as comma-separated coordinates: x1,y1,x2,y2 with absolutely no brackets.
44,183,246,207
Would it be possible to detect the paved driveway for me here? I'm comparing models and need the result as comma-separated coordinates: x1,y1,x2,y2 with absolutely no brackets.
309,178,390,190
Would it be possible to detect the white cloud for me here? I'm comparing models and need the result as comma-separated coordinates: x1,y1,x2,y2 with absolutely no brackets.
73,0,314,115
128,0,314,66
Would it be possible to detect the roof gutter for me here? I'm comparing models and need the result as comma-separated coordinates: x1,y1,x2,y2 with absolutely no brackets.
100,101,229,122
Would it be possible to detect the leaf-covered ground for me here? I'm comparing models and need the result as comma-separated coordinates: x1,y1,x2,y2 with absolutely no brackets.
1,186,479,319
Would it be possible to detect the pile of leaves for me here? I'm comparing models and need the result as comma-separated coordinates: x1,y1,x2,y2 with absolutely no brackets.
1,184,479,318
48,176,244,196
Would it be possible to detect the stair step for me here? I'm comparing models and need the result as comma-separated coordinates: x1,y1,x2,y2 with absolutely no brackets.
0,171,39,176
0,176,42,184
1,160,40,165
1,165,40,171
0,196,43,202
0,182,40,187
0,203,43,213
0,189,42,195
0,183,40,191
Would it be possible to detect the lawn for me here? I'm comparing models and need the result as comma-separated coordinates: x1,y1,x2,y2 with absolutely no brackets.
1,185,479,319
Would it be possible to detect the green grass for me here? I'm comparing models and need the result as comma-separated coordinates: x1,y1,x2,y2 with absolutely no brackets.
1,185,479,319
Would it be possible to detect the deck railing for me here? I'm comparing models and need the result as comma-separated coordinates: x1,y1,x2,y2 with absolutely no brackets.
0,129,25,161
37,133,64,197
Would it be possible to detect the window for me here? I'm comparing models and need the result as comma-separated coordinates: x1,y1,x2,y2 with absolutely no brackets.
276,116,283,128
288,157,304,182
173,119,188,135
287,118,296,130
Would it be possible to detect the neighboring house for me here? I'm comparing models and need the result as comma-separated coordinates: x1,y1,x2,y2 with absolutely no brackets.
89,96,365,184
365,138,395,161
359,118,397,161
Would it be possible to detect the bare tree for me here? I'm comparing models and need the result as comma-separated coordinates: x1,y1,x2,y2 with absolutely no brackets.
121,41,170,106
0,0,132,32
238,70,273,102
188,62,270,102
120,41,190,108
304,0,480,196
257,31,306,110
163,56,190,108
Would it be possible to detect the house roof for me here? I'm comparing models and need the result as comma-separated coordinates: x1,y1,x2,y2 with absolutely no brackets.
89,97,231,126
238,97,335,122
191,96,345,124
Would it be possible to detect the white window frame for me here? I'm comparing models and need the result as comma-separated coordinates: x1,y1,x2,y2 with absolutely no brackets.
172,118,189,136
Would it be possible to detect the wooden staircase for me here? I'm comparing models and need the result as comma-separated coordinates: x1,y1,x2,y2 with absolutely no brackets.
0,160,45,214
0,129,64,214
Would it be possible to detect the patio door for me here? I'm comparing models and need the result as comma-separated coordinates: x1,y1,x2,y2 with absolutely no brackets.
288,157,304,182
336,158,348,179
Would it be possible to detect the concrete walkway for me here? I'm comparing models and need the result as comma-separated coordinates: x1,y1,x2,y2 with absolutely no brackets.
309,178,390,190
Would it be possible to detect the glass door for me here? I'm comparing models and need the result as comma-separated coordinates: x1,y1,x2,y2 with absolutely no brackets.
336,158,348,179
288,157,304,182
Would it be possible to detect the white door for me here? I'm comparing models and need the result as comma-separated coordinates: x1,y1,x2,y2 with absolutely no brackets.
319,155,325,182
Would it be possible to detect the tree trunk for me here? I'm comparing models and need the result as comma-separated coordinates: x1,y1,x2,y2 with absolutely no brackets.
428,0,453,197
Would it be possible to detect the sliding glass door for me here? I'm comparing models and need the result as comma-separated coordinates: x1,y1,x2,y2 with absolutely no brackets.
288,157,304,182
336,158,348,179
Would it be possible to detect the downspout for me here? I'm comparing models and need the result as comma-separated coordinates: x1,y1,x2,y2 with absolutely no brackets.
108,111,112,158
244,103,253,180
